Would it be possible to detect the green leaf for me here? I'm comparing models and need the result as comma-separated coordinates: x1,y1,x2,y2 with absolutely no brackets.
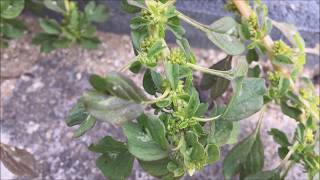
130,16,149,30
139,158,174,178
268,128,291,147
52,37,71,49
104,72,147,103
147,40,165,58
131,28,148,51
43,0,65,13
280,98,302,120
73,115,96,138
121,0,141,13
223,120,264,179
233,57,249,78
207,17,244,55
80,37,100,49
129,61,142,73
165,62,179,90
32,33,58,53
244,170,280,180
89,74,107,92
84,1,108,23
0,0,25,19
209,120,233,146
143,69,157,95
123,122,168,161
223,78,266,121
1,19,26,39
150,70,163,92
65,100,88,126
89,136,127,153
206,144,220,164
137,114,169,150
246,49,259,63
156,99,172,108
96,150,134,180
185,88,200,118
226,122,240,144
82,90,143,125
176,38,196,63
39,18,60,35
247,66,261,78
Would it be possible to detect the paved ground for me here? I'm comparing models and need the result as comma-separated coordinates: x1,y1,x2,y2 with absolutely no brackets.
1,16,319,180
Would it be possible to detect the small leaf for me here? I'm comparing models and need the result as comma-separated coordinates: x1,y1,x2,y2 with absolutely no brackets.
65,100,88,126
150,70,163,92
156,99,172,108
129,61,142,73
143,69,157,95
223,78,266,121
80,37,100,49
268,128,291,147
206,144,220,164
185,88,200,118
89,136,127,153
246,49,259,63
176,38,196,63
167,16,185,39
210,17,237,33
39,18,60,35
147,40,165,58
0,143,38,177
89,74,108,92
73,115,96,138
82,91,143,125
32,33,58,53
121,0,141,13
274,54,294,64
96,150,134,180
165,62,179,90
123,122,168,161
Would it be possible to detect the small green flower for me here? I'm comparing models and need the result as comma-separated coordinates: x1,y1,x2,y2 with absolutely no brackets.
167,48,187,64
272,40,293,57
247,13,259,40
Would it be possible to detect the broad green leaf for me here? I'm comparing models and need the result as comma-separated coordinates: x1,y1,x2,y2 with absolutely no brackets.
274,54,294,64
176,38,196,63
185,88,200,118
130,16,149,30
247,66,261,78
143,69,157,95
147,40,165,58
129,61,142,73
139,158,174,178
165,62,179,90
233,57,249,78
207,17,244,55
82,90,143,125
65,100,88,126
89,74,108,92
43,0,65,13
226,121,240,144
156,99,172,108
280,98,303,120
200,55,232,98
268,128,291,147
32,33,57,52
223,78,265,121
39,18,60,35
223,120,264,179
194,103,209,117
104,72,148,103
210,17,237,33
150,70,163,92
167,161,185,178
89,136,127,153
137,114,168,150
206,144,220,164
73,115,96,138
52,37,71,48
127,0,146,9
244,170,280,180
123,122,168,161
131,28,148,51
96,150,134,180
84,1,108,23
208,120,233,146
0,0,25,19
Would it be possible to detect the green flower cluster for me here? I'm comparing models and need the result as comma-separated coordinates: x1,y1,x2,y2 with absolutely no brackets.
167,48,187,65
247,13,259,40
272,40,293,58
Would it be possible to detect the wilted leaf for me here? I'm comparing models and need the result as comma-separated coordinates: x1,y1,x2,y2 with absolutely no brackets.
0,143,37,177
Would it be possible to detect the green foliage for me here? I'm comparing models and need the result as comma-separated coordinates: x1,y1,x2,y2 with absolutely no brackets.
63,0,319,179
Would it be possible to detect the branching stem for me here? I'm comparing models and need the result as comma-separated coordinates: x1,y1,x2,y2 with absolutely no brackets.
192,115,221,122
142,88,171,105
186,63,233,80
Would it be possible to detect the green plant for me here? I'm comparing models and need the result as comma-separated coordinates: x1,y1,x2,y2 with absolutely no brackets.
0,0,108,52
65,0,319,180
0,0,26,48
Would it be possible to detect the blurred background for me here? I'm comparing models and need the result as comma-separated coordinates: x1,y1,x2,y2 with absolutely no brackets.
1,0,319,179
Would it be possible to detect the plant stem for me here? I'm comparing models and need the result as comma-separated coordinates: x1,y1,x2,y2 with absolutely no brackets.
278,141,299,178
64,0,70,13
192,115,221,122
142,88,171,105
186,63,233,80
280,160,295,179
177,11,210,33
